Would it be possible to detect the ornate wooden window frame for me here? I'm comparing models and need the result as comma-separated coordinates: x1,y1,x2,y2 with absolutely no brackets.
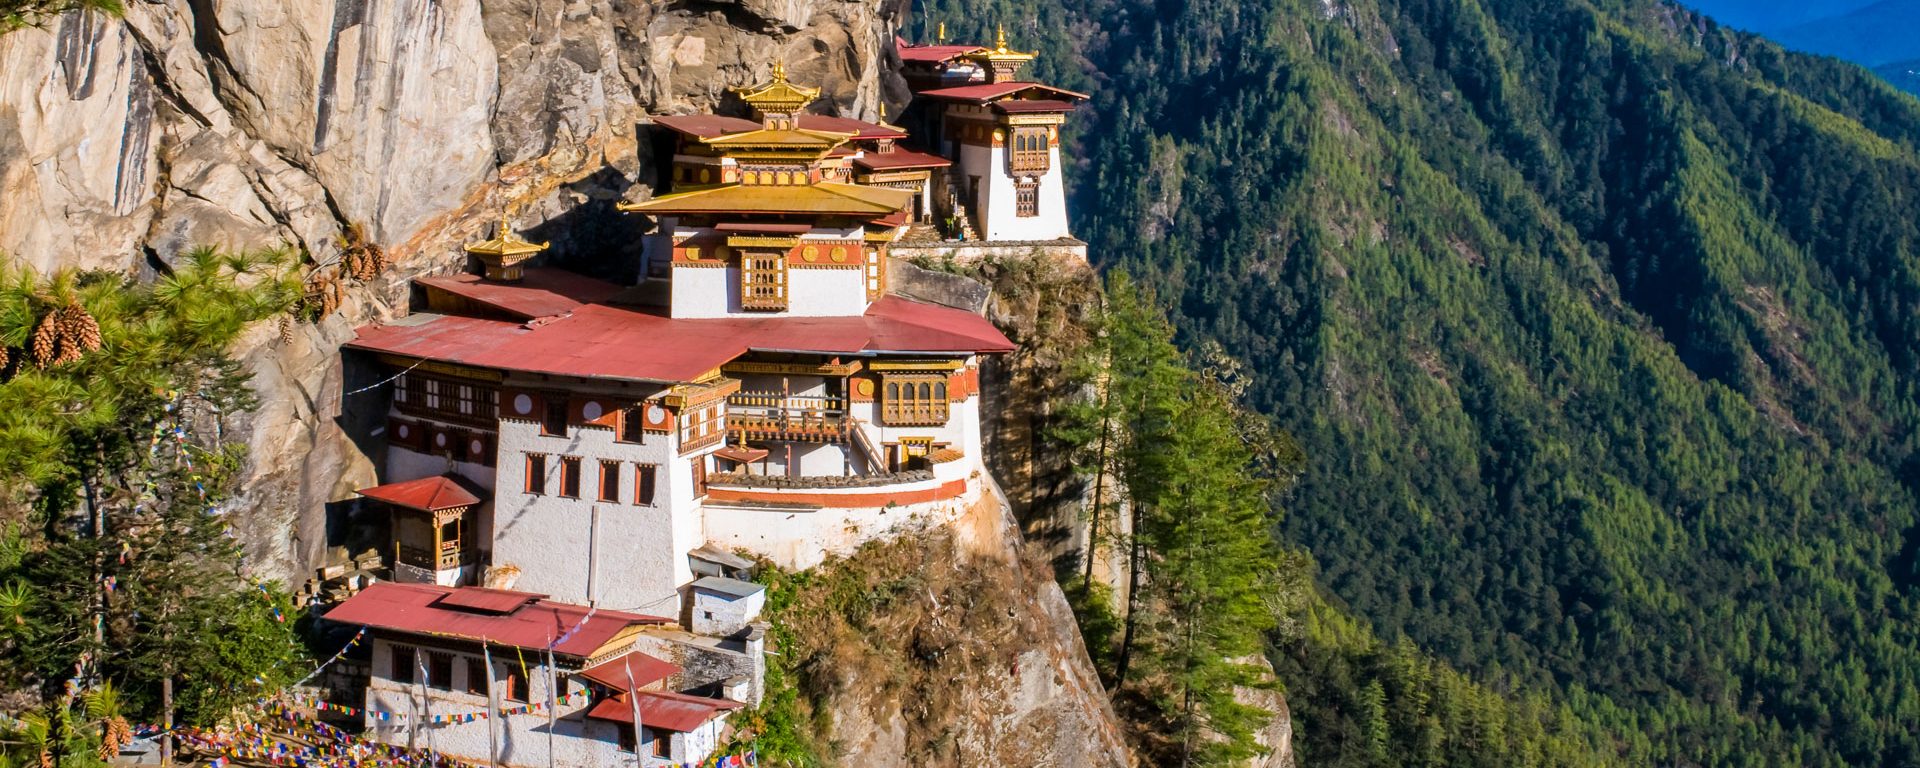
880,374,950,426
739,250,788,311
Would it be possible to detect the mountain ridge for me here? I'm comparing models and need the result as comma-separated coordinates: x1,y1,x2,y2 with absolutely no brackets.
924,0,1920,763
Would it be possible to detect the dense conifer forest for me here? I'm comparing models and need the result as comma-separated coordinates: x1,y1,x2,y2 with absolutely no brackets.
924,0,1920,764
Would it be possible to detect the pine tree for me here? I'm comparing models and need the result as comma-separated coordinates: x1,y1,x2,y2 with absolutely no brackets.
0,248,304,736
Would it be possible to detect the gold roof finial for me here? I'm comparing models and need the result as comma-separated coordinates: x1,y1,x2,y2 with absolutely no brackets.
465,208,548,282
937,21,946,43
732,59,822,119
996,24,1008,52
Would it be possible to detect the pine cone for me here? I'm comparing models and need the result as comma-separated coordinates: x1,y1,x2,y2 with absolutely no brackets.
345,248,377,281
278,314,296,344
58,304,102,352
28,312,59,367
322,279,344,315
0,345,10,370
38,749,52,768
370,241,392,272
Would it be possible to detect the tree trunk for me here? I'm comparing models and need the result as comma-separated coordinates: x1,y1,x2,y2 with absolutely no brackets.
160,669,174,767
1083,408,1113,588
1114,533,1143,685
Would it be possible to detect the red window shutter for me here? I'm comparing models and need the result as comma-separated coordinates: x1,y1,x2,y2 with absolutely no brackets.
466,432,497,467
639,402,674,433
389,418,425,451
947,370,974,401
501,390,543,421
428,425,458,455
572,396,623,429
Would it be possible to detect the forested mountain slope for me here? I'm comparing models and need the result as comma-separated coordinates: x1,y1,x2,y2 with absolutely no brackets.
922,0,1920,764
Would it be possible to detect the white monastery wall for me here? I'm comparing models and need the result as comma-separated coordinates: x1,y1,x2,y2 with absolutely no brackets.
847,391,984,461
385,433,498,490
489,413,689,615
670,265,867,318
701,466,982,570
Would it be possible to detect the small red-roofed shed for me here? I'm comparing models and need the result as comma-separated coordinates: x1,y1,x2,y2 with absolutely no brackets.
357,474,483,513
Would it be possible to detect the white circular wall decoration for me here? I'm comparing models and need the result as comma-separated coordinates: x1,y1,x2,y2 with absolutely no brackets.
470,439,485,456
434,433,448,448
513,394,534,415
582,401,604,421
397,424,411,438
646,404,669,427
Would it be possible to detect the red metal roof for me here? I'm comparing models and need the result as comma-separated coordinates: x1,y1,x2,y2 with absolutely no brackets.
577,652,679,692
357,474,484,512
898,44,988,64
919,82,1090,104
347,272,1015,384
323,582,669,657
652,114,760,139
420,270,625,321
796,115,908,141
853,149,952,171
585,691,744,732
434,587,543,614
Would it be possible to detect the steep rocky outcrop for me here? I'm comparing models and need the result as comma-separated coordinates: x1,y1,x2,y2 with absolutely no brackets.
769,490,1132,767
0,0,905,582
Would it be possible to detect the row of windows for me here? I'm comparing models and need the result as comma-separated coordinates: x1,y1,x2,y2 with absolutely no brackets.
395,374,499,427
389,646,531,702
740,167,813,186
534,398,662,446
524,454,659,506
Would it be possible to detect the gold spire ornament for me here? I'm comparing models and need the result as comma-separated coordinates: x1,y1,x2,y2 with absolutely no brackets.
731,59,822,126
966,24,1035,83
937,21,946,43
465,211,549,282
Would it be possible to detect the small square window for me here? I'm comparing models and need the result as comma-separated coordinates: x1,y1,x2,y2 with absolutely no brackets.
560,456,582,498
525,454,547,495
599,460,622,502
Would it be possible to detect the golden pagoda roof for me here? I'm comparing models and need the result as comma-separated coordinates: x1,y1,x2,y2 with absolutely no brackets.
731,62,821,114
700,127,853,150
618,182,913,217
967,25,1036,63
465,214,549,258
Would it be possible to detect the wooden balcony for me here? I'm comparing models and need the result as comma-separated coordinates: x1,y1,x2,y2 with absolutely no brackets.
727,393,851,442
397,542,474,572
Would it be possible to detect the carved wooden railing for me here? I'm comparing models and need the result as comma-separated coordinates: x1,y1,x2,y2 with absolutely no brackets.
726,393,850,441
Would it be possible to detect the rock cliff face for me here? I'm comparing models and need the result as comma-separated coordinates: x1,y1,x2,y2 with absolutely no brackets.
769,490,1133,767
0,0,905,581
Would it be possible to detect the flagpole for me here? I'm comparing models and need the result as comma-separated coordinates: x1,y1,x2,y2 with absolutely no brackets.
483,642,501,768
624,658,644,768
546,645,558,768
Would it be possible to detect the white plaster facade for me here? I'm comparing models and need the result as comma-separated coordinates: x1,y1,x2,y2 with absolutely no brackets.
703,467,985,571
488,393,704,617
957,141,1071,241
669,263,869,319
